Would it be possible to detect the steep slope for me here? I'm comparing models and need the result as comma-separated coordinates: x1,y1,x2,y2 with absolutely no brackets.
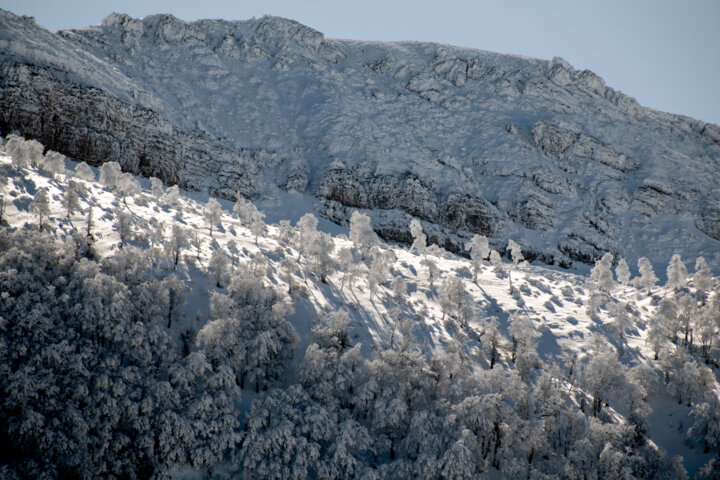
1,140,719,477
1,9,719,275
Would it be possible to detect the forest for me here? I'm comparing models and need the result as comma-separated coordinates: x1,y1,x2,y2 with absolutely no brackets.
1,135,719,479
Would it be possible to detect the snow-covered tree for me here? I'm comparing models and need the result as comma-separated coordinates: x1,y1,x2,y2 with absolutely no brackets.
198,274,297,392
666,253,688,291
506,239,523,293
580,341,626,416
189,229,203,259
609,301,634,340
204,197,223,236
633,257,658,294
42,150,65,179
693,257,712,303
484,317,501,368
466,234,490,283
337,247,358,291
114,208,133,248
115,172,141,205
24,139,44,169
409,218,426,255
149,176,164,200
74,161,95,181
690,399,720,455
169,221,189,268
5,134,28,171
99,161,122,190
615,257,632,286
62,180,82,218
590,252,615,292
349,211,379,260
309,231,337,283
507,239,524,266
30,187,51,231
208,249,230,288
439,276,475,327
508,315,540,382
165,184,180,207
420,256,440,287
368,250,391,300
667,359,712,406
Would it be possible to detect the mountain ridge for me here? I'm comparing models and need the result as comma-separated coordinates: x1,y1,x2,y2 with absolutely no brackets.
1,8,719,275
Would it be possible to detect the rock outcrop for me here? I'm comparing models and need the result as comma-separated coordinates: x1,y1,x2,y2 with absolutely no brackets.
1,9,719,272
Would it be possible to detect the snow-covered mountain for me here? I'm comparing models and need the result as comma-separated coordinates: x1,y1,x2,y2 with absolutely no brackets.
1,140,719,478
1,10,720,275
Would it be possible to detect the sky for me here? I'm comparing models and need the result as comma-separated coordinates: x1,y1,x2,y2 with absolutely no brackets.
2,0,719,125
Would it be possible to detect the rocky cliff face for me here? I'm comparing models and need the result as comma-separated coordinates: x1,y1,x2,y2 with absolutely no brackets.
1,9,719,273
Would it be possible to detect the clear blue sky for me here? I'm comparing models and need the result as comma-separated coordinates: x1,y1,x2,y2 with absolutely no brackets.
3,0,719,125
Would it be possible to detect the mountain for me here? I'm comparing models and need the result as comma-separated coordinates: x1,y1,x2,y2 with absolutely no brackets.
1,9,720,275
0,144,718,478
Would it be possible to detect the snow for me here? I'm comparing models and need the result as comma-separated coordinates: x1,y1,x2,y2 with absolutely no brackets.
2,8,719,277
2,145,718,475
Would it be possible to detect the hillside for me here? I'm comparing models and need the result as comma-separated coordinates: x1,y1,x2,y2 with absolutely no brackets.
1,136,719,478
1,9,719,275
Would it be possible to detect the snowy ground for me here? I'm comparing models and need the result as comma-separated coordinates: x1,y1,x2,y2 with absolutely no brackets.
1,147,718,476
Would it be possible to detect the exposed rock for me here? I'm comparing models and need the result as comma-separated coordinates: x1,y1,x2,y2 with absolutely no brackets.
0,62,257,196
531,121,575,153
702,123,720,143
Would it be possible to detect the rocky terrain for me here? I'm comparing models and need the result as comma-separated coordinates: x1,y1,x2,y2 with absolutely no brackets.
1,9,719,274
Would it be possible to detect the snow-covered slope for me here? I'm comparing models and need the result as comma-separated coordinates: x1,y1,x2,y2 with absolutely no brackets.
1,9,720,276
1,139,719,477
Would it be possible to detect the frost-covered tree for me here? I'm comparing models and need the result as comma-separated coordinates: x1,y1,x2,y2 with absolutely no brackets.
349,211,379,260
690,399,720,456
42,150,65,179
467,234,490,283
30,187,51,231
62,180,82,218
508,315,540,382
115,172,141,206
590,252,615,292
208,249,230,288
420,256,440,287
615,257,632,286
99,161,122,190
337,247,358,291
439,276,475,327
484,317,501,368
633,257,658,294
149,176,164,200
74,161,95,181
667,359,712,406
232,385,333,479
609,301,634,340
165,184,180,207
204,197,223,236
580,341,626,416
368,250,391,300
506,240,523,293
409,218,426,255
198,274,297,391
693,257,712,303
24,139,44,169
666,253,688,291
189,229,203,259
169,221,189,268
114,207,133,248
508,239,524,266
5,134,28,171
308,231,336,283
296,212,319,257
